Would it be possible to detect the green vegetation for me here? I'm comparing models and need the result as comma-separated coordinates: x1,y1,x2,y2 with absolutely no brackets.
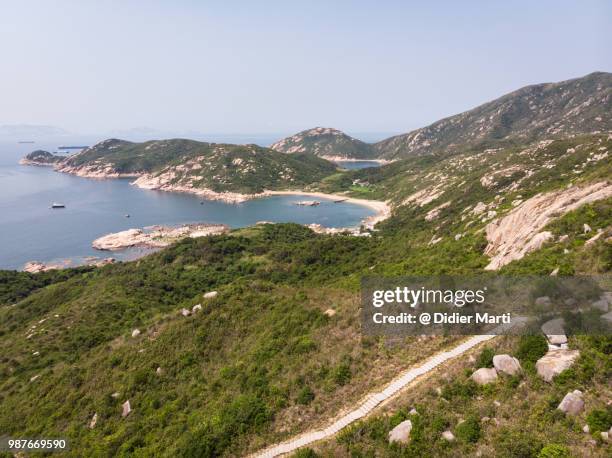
55,138,339,194
314,335,611,457
6,78,612,456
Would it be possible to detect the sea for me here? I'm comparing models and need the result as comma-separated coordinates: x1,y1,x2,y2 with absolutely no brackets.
0,137,382,270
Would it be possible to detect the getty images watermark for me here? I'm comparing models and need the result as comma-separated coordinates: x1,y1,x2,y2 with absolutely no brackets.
361,276,612,336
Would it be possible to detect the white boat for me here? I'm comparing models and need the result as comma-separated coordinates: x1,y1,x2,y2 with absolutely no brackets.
51,202,65,208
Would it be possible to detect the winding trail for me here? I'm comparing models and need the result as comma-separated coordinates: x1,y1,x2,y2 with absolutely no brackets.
252,334,498,457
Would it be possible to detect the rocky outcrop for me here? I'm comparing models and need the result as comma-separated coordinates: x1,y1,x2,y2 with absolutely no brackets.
92,224,229,251
536,349,580,382
492,354,521,376
388,419,412,444
471,367,498,385
557,390,585,415
484,182,612,269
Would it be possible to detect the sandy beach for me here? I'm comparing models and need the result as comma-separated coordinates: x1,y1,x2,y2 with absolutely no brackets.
265,190,391,228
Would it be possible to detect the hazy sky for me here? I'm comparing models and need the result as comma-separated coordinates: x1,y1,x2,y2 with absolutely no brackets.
1,0,610,135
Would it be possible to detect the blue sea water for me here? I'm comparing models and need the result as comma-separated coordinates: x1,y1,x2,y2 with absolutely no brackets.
0,141,376,270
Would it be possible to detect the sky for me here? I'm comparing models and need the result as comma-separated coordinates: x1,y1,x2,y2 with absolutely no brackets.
1,0,610,137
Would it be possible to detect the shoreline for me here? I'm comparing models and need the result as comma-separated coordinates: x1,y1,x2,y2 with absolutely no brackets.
264,190,391,228
320,155,393,164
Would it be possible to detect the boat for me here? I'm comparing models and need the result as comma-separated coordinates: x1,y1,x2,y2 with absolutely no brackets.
125,214,130,218
18,141,35,144
333,198,348,203
295,200,320,206
51,202,65,209
58,145,89,150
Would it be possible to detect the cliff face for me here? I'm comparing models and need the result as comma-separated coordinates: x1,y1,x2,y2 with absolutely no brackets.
374,72,612,159
270,127,377,159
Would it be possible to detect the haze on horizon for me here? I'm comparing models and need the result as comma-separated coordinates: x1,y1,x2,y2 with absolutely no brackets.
1,0,610,138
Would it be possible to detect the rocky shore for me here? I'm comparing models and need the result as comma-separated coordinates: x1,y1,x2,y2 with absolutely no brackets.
92,224,230,251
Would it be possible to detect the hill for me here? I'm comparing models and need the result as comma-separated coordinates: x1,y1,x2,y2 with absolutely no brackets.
24,138,339,198
19,150,64,166
374,72,612,159
4,76,612,457
270,127,377,160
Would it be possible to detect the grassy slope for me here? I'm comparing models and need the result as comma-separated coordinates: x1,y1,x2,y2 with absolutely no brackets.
1,135,610,457
308,334,611,457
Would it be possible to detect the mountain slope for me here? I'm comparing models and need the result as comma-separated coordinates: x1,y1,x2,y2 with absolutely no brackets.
270,127,377,159
24,138,338,196
375,71,612,159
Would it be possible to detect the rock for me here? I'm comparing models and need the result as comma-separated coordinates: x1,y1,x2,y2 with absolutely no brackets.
583,223,592,234
493,400,501,407
557,390,584,415
472,202,487,215
131,329,141,338
93,225,229,250
536,349,580,382
550,267,559,276
192,304,202,313
111,392,120,399
409,408,418,415
602,311,612,323
388,419,412,444
535,296,551,306
492,354,521,375
442,430,455,441
541,318,567,345
583,424,590,433
30,374,40,382
324,308,336,317
558,234,569,243
181,308,191,317
156,367,163,375
435,387,442,396
481,416,490,422
203,291,218,299
89,413,98,429
483,182,612,269
122,400,132,417
471,368,498,385
601,431,609,441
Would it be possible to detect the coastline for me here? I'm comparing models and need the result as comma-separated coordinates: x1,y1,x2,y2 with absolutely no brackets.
21,159,392,227
265,190,391,228
320,155,393,164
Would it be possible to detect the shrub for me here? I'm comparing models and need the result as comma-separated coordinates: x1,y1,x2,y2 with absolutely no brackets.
476,347,495,368
586,408,612,434
332,361,352,386
291,448,320,458
297,386,315,405
441,380,478,399
516,334,548,366
495,428,543,458
455,416,481,443
537,444,571,458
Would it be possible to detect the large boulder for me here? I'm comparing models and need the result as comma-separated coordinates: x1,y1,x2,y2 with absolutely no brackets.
471,368,498,385
131,329,141,338
541,318,567,345
441,430,455,441
203,291,218,299
388,419,412,444
536,349,580,382
557,390,584,415
492,355,521,376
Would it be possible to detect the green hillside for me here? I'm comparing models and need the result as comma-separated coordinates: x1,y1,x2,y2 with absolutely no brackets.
39,138,338,194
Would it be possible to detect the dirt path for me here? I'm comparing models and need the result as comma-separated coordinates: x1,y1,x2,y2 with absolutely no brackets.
252,334,498,457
